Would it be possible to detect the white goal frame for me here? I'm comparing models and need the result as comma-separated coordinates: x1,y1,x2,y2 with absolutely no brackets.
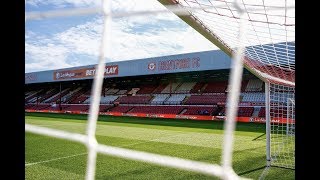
287,98,295,136
265,82,295,170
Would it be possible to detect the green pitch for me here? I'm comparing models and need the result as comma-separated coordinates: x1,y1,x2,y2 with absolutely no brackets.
25,112,294,179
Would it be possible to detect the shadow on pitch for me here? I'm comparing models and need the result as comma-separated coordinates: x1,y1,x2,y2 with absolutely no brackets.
237,166,266,176
252,133,266,141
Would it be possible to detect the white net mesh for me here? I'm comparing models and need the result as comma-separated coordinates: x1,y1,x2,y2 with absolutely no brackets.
25,0,294,179
159,0,295,86
159,0,295,170
287,98,295,136
269,83,295,169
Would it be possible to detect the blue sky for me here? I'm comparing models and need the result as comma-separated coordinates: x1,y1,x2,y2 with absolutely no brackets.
25,0,219,73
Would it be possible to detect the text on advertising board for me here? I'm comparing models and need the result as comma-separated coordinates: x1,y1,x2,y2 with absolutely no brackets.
53,65,118,80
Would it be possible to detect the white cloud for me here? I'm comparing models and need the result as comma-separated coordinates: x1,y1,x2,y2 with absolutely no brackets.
26,0,101,8
25,0,219,73
25,42,72,72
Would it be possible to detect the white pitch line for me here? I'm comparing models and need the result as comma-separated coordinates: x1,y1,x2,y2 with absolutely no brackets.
26,128,264,167
25,133,186,167
25,152,87,167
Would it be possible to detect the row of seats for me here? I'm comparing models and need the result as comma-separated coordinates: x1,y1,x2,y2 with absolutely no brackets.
136,85,156,94
219,107,254,117
164,94,187,105
161,83,181,93
115,96,152,104
175,82,197,93
84,95,119,104
245,79,263,92
27,90,280,106
203,82,228,93
26,79,265,104
185,94,227,105
151,94,170,104
183,106,219,115
241,93,265,102
108,106,133,113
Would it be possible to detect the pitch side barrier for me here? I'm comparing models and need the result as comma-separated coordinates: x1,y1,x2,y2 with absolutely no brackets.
25,109,290,124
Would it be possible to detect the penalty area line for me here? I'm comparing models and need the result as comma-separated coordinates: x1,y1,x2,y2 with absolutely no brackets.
25,152,87,167
25,133,186,166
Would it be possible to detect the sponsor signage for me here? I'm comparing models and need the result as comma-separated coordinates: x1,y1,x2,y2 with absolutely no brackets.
148,57,201,72
25,73,37,82
25,109,292,124
53,65,118,80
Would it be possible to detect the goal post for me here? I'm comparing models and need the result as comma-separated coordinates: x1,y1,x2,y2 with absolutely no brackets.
287,98,295,136
265,82,271,167
266,82,295,169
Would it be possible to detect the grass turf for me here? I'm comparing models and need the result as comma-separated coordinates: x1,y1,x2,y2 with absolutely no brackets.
25,112,294,179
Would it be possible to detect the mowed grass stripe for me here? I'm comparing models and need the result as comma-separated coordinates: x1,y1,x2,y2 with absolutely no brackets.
26,112,265,135
26,133,218,179
25,113,294,179
26,115,266,151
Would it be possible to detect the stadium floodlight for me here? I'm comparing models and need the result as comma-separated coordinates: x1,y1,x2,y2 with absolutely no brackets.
25,0,294,179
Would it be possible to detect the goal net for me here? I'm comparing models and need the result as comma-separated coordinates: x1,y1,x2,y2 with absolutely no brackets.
25,0,295,179
267,83,295,169
287,98,295,136
158,0,295,171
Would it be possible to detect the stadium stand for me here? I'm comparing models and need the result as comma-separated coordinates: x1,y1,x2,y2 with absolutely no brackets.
161,83,181,93
238,107,254,117
100,95,119,104
107,105,133,113
115,95,152,104
44,88,70,103
116,89,128,95
182,106,219,115
241,80,249,92
25,78,267,119
202,82,228,93
106,88,119,95
68,88,90,104
175,82,196,93
27,104,51,110
241,93,265,102
83,95,119,104
151,94,170,105
25,90,42,102
258,107,266,117
127,88,140,95
64,104,90,112
219,107,254,117
61,87,83,103
136,85,157,94
245,79,263,92
185,94,227,105
32,88,58,103
164,94,187,105
152,84,168,94
190,82,205,93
